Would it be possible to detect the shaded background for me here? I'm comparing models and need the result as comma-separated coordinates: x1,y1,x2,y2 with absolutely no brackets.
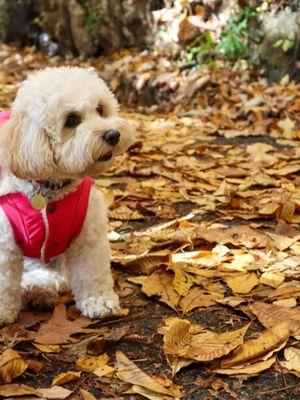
0,1,299,88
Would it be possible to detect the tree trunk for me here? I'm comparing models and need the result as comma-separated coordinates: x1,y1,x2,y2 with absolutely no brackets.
1,0,164,56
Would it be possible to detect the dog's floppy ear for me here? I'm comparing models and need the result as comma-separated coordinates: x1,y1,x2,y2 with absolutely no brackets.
0,111,26,178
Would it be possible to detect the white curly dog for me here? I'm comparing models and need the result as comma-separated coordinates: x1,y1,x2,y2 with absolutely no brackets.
0,67,135,325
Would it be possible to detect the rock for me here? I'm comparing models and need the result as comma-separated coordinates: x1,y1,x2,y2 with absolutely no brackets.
259,10,300,82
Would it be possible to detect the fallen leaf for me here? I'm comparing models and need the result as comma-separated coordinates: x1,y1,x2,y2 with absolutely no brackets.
279,347,300,373
224,273,259,294
179,287,223,313
0,349,28,384
76,353,109,372
0,384,39,397
38,386,72,399
115,350,182,398
216,356,276,376
259,271,285,288
34,304,96,344
129,270,180,310
33,343,60,353
221,320,300,367
52,371,81,386
80,389,97,400
163,319,250,362
250,302,300,338
93,365,115,378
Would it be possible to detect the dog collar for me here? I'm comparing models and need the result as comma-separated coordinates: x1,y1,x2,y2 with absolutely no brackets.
29,179,73,210
32,179,72,191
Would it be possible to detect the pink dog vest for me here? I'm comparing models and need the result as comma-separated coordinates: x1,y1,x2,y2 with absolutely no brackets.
0,111,94,263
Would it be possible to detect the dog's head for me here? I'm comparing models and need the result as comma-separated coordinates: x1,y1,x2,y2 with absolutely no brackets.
0,67,135,180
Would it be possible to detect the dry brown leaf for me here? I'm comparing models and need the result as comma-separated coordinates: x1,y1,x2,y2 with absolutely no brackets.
93,365,115,378
221,320,300,367
0,349,28,384
129,270,180,310
80,389,97,400
26,359,44,374
115,350,182,398
279,201,296,222
279,347,300,373
259,271,285,288
32,343,60,353
267,281,300,301
273,298,297,308
164,320,192,357
0,384,39,397
179,287,223,313
163,319,250,362
216,356,276,376
115,252,170,275
34,304,96,344
52,371,81,386
250,301,300,338
172,269,193,296
38,386,72,399
132,385,176,400
76,353,109,372
224,273,259,294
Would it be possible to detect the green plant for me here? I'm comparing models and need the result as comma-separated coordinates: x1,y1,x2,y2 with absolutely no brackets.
216,6,258,62
187,32,216,64
85,6,102,31
274,38,295,52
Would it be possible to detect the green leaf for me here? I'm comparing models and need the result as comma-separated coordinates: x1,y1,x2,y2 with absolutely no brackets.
274,39,284,48
282,39,294,52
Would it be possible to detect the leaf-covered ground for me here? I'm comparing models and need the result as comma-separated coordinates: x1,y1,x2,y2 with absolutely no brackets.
0,45,300,400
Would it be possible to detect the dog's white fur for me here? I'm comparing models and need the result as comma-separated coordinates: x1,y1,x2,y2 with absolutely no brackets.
0,67,135,325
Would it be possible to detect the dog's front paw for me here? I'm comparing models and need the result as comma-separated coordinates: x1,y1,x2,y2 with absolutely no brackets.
78,292,121,319
0,302,21,326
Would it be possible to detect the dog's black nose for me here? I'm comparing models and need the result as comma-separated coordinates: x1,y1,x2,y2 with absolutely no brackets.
102,130,120,146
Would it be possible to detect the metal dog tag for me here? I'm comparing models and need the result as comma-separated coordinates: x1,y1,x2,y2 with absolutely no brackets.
30,193,47,211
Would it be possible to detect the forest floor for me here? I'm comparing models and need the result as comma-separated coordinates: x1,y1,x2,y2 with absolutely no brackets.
0,45,299,400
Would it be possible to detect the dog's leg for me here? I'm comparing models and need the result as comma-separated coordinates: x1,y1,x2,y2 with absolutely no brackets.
65,188,121,319
21,257,69,309
0,208,23,325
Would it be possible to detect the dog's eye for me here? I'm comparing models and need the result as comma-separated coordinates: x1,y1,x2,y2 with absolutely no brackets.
64,113,81,128
96,105,104,116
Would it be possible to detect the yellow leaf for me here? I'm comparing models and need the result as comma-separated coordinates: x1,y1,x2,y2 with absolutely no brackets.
93,365,115,378
115,351,182,398
259,271,285,288
163,319,249,362
216,356,276,376
76,353,109,372
33,343,60,353
130,270,180,311
224,273,259,294
179,287,223,313
163,319,192,357
52,371,81,386
80,389,97,400
221,320,300,367
0,349,28,384
279,201,296,222
172,269,193,296
279,347,300,373
277,117,295,139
